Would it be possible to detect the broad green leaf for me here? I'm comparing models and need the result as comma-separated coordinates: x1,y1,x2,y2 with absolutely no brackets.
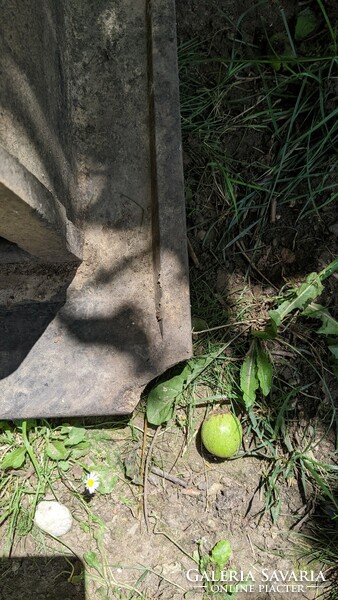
269,301,290,327
295,7,318,41
58,460,70,471
270,57,282,71
59,424,72,434
148,351,240,424
46,440,69,461
70,441,91,459
328,345,338,359
320,258,338,281
84,551,102,574
270,272,323,326
176,363,194,384
169,357,212,390
316,317,338,336
146,374,185,425
302,303,338,336
240,349,259,409
1,446,26,470
98,473,118,494
256,344,273,396
64,427,86,446
210,539,232,568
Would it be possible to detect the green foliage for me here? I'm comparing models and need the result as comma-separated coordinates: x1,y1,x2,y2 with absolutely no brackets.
210,539,232,569
84,550,102,575
303,303,338,336
194,538,237,598
146,375,186,426
64,426,87,446
46,440,70,461
256,345,273,397
240,347,259,409
180,0,338,256
178,0,338,556
320,258,338,281
269,273,323,328
1,447,26,470
240,260,338,408
240,341,272,409
328,345,338,359
0,421,95,544
146,355,219,425
295,7,318,41
247,401,338,522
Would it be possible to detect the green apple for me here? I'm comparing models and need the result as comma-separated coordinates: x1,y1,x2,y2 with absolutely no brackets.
201,412,242,458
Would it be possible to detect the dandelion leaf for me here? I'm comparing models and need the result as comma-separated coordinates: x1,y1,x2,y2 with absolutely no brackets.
240,349,259,409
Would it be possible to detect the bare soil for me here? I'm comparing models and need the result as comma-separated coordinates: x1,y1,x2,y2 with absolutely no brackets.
1,407,333,599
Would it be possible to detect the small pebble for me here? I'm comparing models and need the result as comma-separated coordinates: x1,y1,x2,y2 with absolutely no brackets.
34,500,73,537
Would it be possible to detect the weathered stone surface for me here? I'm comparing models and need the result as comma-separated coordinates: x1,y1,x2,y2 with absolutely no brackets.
0,0,74,215
0,0,192,418
0,147,83,262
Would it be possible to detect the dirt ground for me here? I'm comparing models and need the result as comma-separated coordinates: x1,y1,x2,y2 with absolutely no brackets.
1,1,337,599
1,406,334,600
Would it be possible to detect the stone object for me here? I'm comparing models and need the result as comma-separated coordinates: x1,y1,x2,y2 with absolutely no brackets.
0,147,83,263
0,0,192,418
34,500,73,537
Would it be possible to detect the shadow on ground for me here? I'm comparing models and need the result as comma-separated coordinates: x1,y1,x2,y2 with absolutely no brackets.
0,556,85,600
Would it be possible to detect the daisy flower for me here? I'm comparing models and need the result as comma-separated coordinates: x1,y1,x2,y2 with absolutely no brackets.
84,472,100,494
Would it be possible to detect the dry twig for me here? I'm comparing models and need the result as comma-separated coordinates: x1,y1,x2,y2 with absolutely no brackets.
150,465,188,488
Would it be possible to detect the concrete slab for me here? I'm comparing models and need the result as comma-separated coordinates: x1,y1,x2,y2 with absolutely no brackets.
0,0,192,418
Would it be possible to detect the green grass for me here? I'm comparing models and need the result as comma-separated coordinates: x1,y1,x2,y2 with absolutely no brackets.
180,1,338,256
178,2,338,591
293,494,338,600
0,417,157,598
